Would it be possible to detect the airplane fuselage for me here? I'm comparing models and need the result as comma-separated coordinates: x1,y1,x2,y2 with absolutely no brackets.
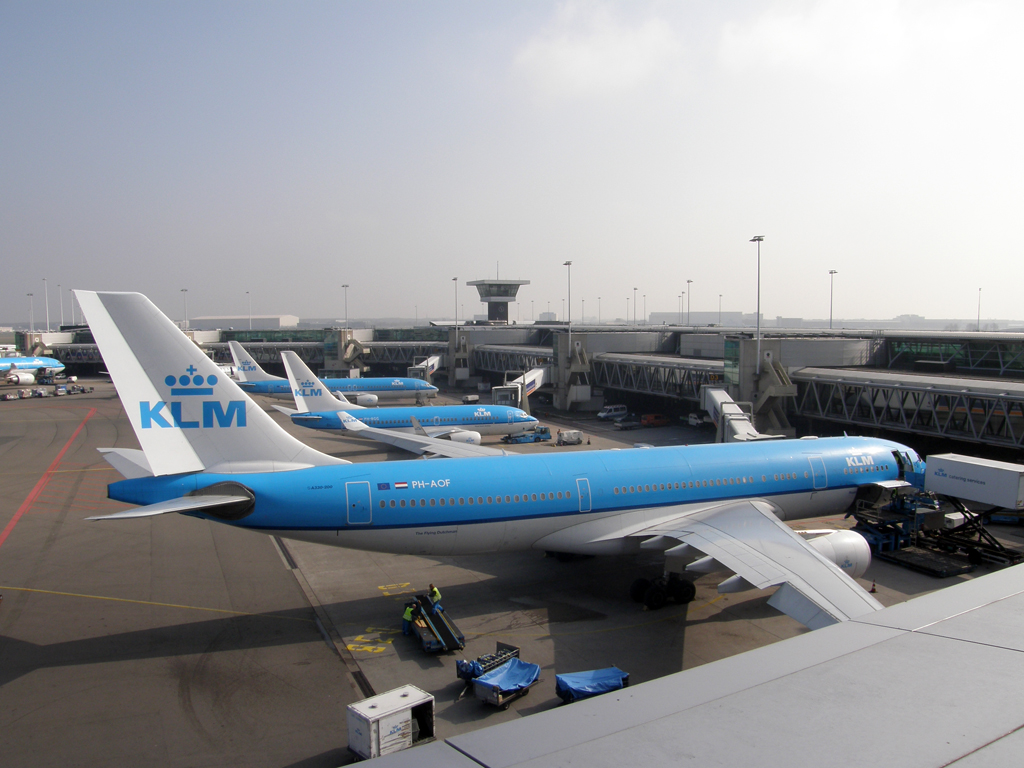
293,404,537,437
109,435,923,557
3,356,64,373
238,377,436,400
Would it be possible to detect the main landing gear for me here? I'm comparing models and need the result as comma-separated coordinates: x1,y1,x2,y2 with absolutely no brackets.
629,573,696,610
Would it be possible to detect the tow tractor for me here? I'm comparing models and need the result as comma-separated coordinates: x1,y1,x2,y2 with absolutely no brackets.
501,426,552,444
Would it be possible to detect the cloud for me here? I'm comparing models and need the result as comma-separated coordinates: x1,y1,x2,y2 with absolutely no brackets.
513,2,682,98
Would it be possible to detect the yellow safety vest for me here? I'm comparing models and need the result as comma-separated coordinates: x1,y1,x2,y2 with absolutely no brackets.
429,587,441,604
403,605,415,621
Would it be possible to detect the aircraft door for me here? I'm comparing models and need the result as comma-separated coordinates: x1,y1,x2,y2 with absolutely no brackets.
346,481,372,525
508,410,514,424
808,455,828,489
576,478,592,513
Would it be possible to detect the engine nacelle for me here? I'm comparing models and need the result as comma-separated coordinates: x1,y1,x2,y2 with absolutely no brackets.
6,371,36,385
448,430,482,446
353,394,378,406
805,529,872,579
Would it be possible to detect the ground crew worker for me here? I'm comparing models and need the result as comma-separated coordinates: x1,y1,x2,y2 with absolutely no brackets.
402,602,416,635
428,583,443,614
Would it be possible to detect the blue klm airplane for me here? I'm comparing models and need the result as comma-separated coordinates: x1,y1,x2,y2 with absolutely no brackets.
78,291,927,628
227,340,436,404
275,350,537,458
3,355,65,384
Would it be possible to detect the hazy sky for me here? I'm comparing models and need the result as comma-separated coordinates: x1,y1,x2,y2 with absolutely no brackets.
3,1,1022,327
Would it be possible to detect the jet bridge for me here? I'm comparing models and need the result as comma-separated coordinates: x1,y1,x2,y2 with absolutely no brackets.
492,367,550,415
791,367,1024,450
698,387,783,443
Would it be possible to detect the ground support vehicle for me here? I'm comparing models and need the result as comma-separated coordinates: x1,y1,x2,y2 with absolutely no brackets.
502,426,551,444
456,643,520,682
408,594,465,652
556,429,583,445
555,667,630,704
472,657,541,710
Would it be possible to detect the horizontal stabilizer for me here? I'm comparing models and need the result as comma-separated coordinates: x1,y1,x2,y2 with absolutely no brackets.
87,494,253,521
98,448,153,479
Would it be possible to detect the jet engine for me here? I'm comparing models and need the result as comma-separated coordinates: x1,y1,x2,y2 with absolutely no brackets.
448,431,482,446
352,394,378,406
6,371,36,385
803,529,872,579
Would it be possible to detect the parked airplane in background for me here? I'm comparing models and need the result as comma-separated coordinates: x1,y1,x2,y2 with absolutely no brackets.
78,291,929,630
227,340,437,404
3,355,66,384
276,350,535,458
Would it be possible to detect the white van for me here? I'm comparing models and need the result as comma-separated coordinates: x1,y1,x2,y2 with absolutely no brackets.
597,404,628,421
556,429,584,446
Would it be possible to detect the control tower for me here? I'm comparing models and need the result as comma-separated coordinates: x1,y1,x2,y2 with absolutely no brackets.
466,279,530,323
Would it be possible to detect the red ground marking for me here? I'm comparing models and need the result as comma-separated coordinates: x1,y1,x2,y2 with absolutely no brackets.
0,407,97,548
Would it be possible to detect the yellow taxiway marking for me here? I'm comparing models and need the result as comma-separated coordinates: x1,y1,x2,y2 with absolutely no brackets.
0,585,314,623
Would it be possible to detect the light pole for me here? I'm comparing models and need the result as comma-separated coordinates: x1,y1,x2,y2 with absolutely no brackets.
531,300,534,321
43,277,50,332
643,294,646,325
70,288,76,325
686,279,693,325
181,288,188,330
626,297,629,324
453,278,458,326
678,294,683,324
342,284,350,330
27,293,34,334
977,287,982,332
598,296,601,324
58,283,64,327
563,260,572,359
632,287,637,325
718,294,722,325
828,270,838,329
750,236,764,373
246,291,252,330
581,299,584,322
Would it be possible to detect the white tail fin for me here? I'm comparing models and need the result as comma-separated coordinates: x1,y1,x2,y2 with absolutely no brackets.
76,291,345,476
281,351,359,413
227,340,283,383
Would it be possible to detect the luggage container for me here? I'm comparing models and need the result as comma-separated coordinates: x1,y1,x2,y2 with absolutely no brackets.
555,667,630,704
347,685,434,760
472,657,540,710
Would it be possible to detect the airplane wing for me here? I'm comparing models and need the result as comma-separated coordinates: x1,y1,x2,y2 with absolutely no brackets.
336,411,510,458
628,500,884,629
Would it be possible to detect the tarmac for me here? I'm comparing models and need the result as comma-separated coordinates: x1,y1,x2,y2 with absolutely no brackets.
0,381,1015,767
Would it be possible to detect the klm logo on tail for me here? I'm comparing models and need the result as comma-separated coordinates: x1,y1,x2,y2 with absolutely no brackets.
140,367,247,430
295,379,322,398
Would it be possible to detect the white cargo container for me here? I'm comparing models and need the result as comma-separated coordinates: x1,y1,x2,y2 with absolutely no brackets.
347,685,434,760
925,453,1024,510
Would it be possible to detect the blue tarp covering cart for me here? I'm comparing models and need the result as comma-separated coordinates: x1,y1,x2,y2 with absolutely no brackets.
473,657,541,710
555,667,630,704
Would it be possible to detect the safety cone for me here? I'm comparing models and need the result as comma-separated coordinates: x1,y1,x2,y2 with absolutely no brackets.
869,581,877,593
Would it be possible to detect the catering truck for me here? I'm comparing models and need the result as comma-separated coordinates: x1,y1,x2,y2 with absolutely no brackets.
925,454,1024,510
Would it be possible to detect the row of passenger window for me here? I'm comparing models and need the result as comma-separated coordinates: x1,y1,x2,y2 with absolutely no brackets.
379,490,573,509
845,464,889,474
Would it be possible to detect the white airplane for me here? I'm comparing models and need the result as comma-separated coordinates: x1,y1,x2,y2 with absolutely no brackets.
79,290,922,629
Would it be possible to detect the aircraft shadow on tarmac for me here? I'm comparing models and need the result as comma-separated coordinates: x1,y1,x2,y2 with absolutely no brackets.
0,608,322,687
